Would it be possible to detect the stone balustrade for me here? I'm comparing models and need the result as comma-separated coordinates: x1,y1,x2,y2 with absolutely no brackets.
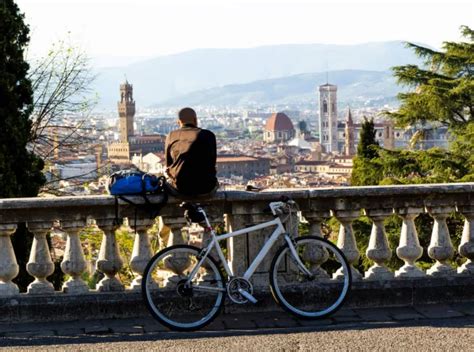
0,183,473,314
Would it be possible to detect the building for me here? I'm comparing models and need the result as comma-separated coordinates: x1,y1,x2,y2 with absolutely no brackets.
294,160,352,178
318,83,338,153
263,112,295,143
217,155,270,180
131,152,165,175
108,82,165,164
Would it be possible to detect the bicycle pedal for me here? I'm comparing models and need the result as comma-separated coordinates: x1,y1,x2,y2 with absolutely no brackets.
238,289,258,304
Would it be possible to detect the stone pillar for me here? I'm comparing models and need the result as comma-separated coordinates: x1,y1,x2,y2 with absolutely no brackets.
129,219,154,290
26,225,55,294
61,221,89,294
303,211,331,279
332,210,362,280
426,206,455,277
395,208,425,278
458,207,474,275
162,217,188,247
159,218,191,287
304,211,330,238
225,213,250,278
0,225,20,297
96,222,124,292
364,209,394,280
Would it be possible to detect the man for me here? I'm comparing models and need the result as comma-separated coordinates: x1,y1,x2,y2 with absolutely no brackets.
165,107,218,197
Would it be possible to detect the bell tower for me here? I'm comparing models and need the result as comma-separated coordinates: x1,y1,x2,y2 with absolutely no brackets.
318,83,338,153
118,81,135,142
344,107,355,156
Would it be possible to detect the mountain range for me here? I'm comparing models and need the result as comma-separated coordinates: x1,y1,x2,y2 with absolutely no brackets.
158,69,401,108
91,41,421,108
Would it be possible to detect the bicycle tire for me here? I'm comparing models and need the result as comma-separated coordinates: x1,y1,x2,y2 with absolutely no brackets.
142,244,225,331
269,236,352,319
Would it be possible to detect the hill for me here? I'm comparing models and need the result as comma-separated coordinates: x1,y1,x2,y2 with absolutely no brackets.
91,41,418,108
158,70,400,107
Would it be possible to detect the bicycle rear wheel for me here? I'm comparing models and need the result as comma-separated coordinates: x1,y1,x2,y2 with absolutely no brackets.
142,244,225,331
270,236,351,319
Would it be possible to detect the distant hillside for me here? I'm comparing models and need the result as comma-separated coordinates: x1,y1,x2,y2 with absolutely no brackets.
92,41,419,108
158,69,400,107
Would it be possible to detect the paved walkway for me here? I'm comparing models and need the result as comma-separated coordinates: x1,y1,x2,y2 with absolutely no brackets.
0,302,473,351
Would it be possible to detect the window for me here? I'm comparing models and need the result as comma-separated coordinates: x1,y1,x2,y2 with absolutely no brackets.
323,100,328,113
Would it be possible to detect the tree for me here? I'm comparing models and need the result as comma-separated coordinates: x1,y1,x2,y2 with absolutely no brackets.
350,117,381,186
379,25,473,183
1,0,47,291
0,0,45,198
351,26,474,185
356,117,379,159
387,26,473,130
27,39,97,164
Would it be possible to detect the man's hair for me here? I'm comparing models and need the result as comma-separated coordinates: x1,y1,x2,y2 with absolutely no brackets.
178,107,197,125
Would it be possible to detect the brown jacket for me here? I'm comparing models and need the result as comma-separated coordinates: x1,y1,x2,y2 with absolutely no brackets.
165,125,217,195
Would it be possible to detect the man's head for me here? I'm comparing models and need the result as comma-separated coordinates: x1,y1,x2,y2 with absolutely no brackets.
178,107,197,127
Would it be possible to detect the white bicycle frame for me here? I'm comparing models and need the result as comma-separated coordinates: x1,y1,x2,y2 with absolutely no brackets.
185,203,312,290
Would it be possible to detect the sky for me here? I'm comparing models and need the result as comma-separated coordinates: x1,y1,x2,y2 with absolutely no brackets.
17,0,474,65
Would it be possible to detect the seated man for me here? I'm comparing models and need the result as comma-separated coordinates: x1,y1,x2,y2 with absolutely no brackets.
164,107,218,197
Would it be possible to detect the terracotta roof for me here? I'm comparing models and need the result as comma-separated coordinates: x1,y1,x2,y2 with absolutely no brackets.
295,160,328,166
264,112,294,132
217,156,258,163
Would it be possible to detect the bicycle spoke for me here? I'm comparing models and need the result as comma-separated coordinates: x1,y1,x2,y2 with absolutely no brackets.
270,236,351,318
143,246,225,330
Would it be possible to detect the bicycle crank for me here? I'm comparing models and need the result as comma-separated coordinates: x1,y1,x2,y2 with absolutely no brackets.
226,277,257,304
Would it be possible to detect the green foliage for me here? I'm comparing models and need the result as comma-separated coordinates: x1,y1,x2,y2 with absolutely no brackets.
352,26,473,187
351,117,381,186
387,26,473,129
1,1,46,291
357,117,379,159
0,0,45,197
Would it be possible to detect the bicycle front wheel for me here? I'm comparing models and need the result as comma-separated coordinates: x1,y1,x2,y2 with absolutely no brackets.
270,236,351,319
142,245,225,331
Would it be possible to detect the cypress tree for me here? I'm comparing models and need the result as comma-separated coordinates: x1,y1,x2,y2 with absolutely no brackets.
0,0,45,197
356,117,379,159
1,0,46,291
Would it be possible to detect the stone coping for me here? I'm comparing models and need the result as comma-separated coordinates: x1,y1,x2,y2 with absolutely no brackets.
0,182,472,224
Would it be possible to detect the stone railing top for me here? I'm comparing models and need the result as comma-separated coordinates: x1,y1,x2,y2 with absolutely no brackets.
0,182,473,225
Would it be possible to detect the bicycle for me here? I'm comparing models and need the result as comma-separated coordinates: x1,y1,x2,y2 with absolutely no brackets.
142,198,352,331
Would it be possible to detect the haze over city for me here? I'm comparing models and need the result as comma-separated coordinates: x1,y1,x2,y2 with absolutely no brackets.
19,0,473,61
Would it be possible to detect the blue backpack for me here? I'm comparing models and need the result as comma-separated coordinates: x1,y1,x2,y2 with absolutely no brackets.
109,169,162,195
108,169,168,225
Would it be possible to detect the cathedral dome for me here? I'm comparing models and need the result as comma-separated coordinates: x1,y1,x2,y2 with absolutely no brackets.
265,113,294,131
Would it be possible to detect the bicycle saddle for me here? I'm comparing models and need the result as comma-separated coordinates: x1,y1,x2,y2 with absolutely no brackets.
180,202,205,223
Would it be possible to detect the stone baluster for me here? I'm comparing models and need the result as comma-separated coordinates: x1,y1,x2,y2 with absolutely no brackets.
26,224,55,294
303,211,331,279
364,209,394,280
332,210,362,280
458,206,474,275
395,208,425,278
60,221,89,294
0,224,20,297
160,217,191,287
129,219,155,290
96,221,124,292
426,206,455,277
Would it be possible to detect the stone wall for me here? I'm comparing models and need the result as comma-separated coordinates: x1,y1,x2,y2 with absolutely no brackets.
0,183,473,321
